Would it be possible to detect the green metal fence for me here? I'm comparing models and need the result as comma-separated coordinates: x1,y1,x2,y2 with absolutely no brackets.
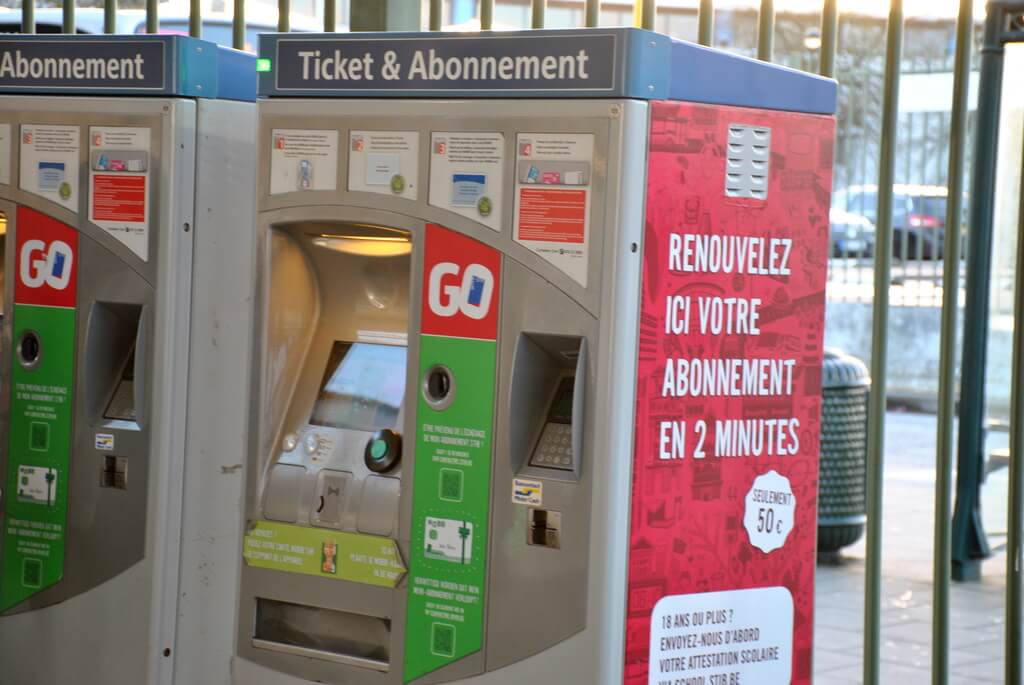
11,0,1024,682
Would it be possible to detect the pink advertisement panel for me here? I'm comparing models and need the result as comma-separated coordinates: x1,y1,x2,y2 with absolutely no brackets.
626,101,835,685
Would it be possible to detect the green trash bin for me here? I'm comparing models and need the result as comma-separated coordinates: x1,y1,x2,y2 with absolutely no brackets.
818,348,871,556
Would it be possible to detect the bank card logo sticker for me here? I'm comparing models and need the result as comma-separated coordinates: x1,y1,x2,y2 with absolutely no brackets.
512,477,543,506
95,433,115,451
14,207,78,308
423,517,473,564
421,224,501,341
19,124,80,212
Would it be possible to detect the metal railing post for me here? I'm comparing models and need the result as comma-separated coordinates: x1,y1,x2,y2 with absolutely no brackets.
278,0,290,32
63,0,75,33
21,0,34,33
864,0,903,682
233,0,245,48
636,0,655,30
819,0,838,77
756,0,774,62
104,0,117,34
146,0,157,33
323,0,336,32
698,0,713,46
532,0,546,29
190,0,201,37
931,0,974,681
585,0,600,28
952,0,1006,583
481,0,494,30
1007,129,1024,685
428,0,442,30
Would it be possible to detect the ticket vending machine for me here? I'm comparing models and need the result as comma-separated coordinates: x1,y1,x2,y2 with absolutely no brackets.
238,30,836,685
0,36,256,684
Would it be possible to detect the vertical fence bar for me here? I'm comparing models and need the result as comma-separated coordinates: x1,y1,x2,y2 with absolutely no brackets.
21,0,33,33
429,0,442,30
233,0,245,48
323,0,335,31
104,0,117,33
637,0,655,30
952,1,1005,583
146,0,157,33
190,0,201,37
481,0,494,30
820,0,838,77
757,0,774,62
931,0,973,681
698,0,713,46
63,0,75,33
1007,133,1024,685
585,0,600,28
864,0,903,682
532,0,546,28
278,0,290,32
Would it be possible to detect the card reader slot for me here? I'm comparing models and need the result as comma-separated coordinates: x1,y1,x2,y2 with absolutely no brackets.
253,597,390,672
509,333,586,479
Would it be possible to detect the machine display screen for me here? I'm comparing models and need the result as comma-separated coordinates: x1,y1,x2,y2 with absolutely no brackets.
548,377,575,424
309,341,407,432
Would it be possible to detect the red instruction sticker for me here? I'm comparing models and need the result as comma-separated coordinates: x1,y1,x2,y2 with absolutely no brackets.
516,187,586,243
91,174,146,223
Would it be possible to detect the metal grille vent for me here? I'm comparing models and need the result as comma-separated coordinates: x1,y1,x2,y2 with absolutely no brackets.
725,124,772,200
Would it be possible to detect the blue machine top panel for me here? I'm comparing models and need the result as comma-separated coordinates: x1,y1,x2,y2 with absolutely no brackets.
257,28,836,114
0,35,255,100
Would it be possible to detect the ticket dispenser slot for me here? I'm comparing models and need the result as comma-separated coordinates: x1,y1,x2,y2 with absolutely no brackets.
250,221,410,671
510,334,586,482
83,302,145,427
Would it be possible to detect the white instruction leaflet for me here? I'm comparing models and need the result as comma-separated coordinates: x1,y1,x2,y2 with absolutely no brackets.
513,133,594,287
20,124,80,212
648,587,793,685
429,132,504,231
270,129,339,195
348,130,419,201
0,124,11,185
88,127,151,261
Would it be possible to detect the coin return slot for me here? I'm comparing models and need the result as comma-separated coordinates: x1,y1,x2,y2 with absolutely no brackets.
528,508,561,549
423,364,455,410
100,455,128,489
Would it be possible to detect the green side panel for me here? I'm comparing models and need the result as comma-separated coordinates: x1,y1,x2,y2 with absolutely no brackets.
1,304,76,611
404,334,497,683
243,520,407,587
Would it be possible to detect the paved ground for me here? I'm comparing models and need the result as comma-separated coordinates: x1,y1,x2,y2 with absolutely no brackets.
814,410,1014,683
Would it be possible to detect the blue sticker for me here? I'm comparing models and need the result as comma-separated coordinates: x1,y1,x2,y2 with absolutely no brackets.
37,161,65,191
451,173,486,207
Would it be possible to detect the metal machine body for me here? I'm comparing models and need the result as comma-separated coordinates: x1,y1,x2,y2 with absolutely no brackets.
236,29,836,685
0,35,256,685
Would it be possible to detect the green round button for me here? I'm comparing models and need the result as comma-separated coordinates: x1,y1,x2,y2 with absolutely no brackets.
370,439,388,460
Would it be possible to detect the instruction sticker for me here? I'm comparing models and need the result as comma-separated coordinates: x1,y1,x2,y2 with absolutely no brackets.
647,588,794,685
89,127,151,260
0,123,11,185
348,130,419,200
20,124,80,212
270,129,339,195
423,517,474,564
512,477,543,506
429,132,504,231
513,133,593,286
17,465,58,506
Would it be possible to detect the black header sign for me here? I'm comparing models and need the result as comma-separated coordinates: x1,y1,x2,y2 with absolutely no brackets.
0,39,166,91
268,32,621,95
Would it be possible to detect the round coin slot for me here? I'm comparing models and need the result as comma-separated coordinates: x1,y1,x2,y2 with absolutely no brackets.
18,331,41,369
423,364,455,411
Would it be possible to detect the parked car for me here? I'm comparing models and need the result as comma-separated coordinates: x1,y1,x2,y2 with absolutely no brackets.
829,207,875,258
833,184,951,260
0,6,322,52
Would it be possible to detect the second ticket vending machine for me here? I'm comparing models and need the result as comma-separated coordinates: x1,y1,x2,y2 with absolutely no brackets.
238,29,837,685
